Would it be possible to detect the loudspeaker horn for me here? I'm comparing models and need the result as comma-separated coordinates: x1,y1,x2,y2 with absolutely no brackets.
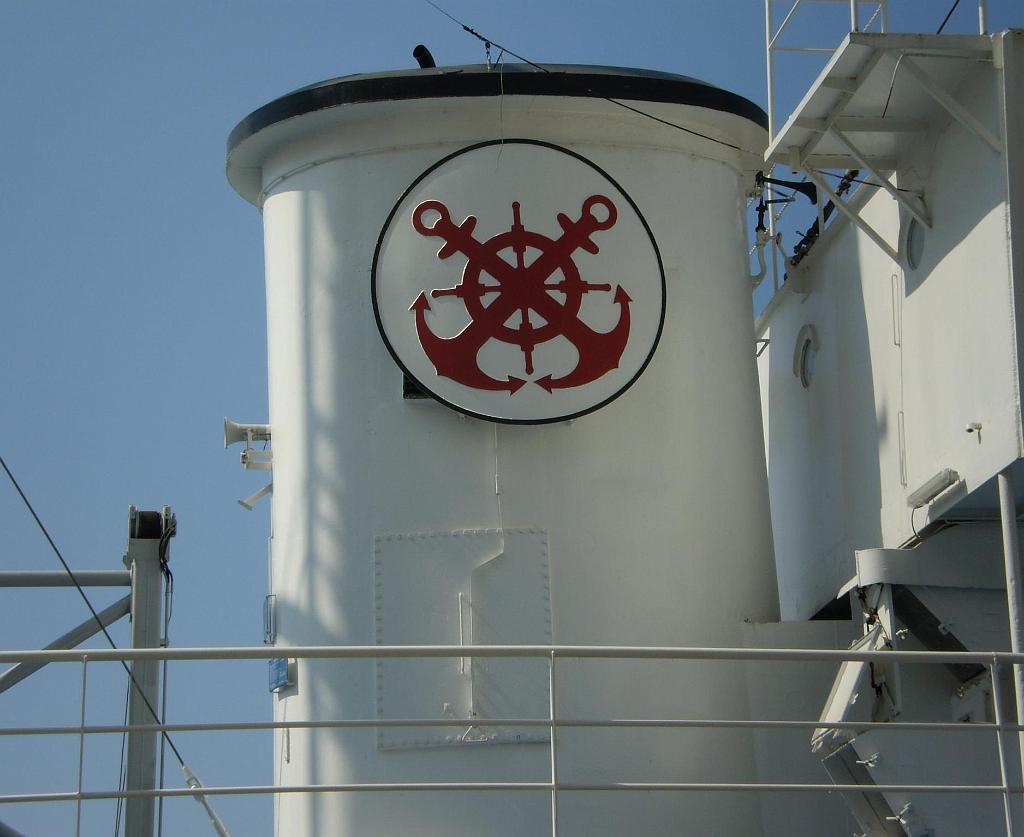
224,418,271,449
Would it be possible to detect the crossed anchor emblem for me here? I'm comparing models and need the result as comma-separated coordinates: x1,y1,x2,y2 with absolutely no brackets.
409,195,632,394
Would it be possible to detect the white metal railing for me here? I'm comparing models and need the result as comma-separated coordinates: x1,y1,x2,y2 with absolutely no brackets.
755,0,992,308
758,1,890,303
765,1,890,144
2,644,1024,836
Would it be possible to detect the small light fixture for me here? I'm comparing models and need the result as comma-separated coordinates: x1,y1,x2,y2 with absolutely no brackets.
907,468,960,508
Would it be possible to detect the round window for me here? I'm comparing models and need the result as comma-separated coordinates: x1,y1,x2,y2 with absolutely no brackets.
792,324,819,389
904,217,925,270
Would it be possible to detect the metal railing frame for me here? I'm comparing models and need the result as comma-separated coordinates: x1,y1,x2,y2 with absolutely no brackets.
2,643,1024,836
758,0,990,299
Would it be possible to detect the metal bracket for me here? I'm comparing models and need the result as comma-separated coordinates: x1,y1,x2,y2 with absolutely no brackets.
900,57,1002,154
240,448,273,472
828,125,930,227
804,168,900,262
0,594,131,694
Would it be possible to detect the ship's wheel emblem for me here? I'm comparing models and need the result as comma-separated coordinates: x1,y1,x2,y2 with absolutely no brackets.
372,139,665,425
410,196,631,394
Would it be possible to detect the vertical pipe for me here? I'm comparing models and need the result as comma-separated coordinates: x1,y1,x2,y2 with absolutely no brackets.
762,2,783,294
990,660,1017,836
124,532,164,837
850,0,858,32
458,593,467,676
548,651,558,837
979,0,988,34
765,0,775,142
157,657,170,837
880,0,889,33
75,656,88,837
998,468,1024,792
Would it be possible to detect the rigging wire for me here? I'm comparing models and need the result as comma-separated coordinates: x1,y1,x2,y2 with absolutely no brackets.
811,168,917,193
936,0,963,35
0,452,186,769
422,0,744,152
880,0,962,138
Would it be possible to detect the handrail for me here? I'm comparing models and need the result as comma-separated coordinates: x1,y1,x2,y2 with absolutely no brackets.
4,780,1018,806
3,716,1016,737
2,642,1019,837
1,643,1022,665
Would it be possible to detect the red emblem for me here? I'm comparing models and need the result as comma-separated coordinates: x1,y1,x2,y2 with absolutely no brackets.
409,196,632,394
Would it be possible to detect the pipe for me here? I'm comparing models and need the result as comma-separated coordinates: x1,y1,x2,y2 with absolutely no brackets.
0,595,130,695
5,643,1024,665
2,780,1019,805
2,716,1014,738
0,571,130,587
124,535,164,837
413,45,436,69
998,467,1024,792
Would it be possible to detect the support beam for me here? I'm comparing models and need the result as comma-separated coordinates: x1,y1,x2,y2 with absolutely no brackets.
805,154,899,170
795,45,888,165
768,0,805,51
795,116,927,133
804,168,900,262
0,570,130,587
124,512,167,837
829,125,931,226
821,77,859,92
901,57,1003,154
0,594,130,695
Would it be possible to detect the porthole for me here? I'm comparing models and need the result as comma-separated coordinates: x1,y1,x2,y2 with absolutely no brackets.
903,217,925,270
792,324,819,389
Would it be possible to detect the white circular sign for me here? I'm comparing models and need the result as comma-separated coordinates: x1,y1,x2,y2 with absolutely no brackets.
372,140,665,424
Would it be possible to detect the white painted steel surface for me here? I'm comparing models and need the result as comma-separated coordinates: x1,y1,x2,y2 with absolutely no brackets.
230,77,777,836
757,34,1023,619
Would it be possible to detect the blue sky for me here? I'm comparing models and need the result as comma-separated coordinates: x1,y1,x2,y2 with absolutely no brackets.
1,2,1020,834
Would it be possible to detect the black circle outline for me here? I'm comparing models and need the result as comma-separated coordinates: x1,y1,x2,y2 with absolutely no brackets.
370,138,667,425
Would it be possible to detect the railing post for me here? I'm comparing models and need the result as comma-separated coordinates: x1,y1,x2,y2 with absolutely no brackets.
998,469,1024,797
124,508,168,837
990,660,1017,836
548,650,558,837
75,655,88,837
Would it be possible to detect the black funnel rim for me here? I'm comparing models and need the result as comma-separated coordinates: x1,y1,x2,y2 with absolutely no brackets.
228,63,767,157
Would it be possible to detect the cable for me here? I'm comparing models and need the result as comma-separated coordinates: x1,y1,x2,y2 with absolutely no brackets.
423,0,546,72
422,0,744,153
862,3,883,33
937,0,962,34
880,54,905,119
601,97,743,151
0,452,186,769
811,168,917,193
